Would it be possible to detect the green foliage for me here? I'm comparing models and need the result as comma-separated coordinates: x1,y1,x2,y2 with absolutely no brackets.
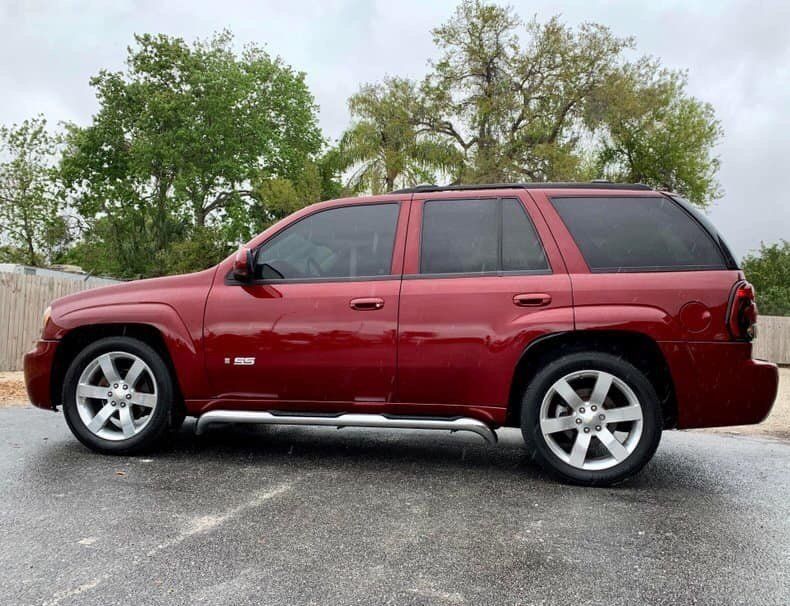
163,226,232,275
423,5,632,183
59,31,323,278
589,60,723,207
338,77,462,192
742,241,790,316
60,208,187,279
315,149,347,201
0,116,70,266
342,0,722,204
3,8,727,279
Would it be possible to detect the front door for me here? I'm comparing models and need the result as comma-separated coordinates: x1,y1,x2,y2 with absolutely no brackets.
203,201,407,409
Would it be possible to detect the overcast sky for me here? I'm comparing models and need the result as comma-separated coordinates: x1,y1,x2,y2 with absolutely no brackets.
1,0,788,259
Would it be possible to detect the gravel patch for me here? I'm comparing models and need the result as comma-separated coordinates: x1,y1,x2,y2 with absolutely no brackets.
0,371,27,406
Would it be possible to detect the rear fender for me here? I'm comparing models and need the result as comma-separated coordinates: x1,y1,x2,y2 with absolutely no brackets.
574,304,677,340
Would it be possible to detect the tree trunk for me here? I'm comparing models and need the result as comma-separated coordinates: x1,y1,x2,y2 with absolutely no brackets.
25,238,37,267
20,208,38,266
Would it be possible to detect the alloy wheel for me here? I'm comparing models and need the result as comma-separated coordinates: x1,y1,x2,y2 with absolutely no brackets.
75,351,159,441
539,369,644,471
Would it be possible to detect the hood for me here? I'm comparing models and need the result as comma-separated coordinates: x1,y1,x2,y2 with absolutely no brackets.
45,267,218,338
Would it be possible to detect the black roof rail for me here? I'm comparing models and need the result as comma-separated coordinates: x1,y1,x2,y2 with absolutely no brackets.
390,182,652,194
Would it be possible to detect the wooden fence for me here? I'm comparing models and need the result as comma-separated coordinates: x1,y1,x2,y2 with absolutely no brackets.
754,315,790,366
0,272,117,371
1,271,789,371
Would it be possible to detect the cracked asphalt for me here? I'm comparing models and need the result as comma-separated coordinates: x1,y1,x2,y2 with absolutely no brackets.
1,406,788,606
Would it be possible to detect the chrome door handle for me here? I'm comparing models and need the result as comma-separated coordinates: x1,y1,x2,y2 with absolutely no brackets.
513,293,552,307
350,297,385,311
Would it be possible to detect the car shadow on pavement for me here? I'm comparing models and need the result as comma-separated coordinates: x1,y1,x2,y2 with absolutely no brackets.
27,418,731,495
180,422,725,489
171,420,547,475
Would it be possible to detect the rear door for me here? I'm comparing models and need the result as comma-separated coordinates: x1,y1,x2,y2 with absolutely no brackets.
396,191,574,412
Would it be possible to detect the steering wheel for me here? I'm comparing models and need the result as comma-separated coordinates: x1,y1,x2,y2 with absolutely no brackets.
306,257,323,277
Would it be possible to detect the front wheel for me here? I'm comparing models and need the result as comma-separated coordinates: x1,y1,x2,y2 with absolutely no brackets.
521,352,662,486
62,337,175,454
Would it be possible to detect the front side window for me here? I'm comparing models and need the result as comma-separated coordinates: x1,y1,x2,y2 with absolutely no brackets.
551,196,726,272
420,198,549,274
255,203,399,280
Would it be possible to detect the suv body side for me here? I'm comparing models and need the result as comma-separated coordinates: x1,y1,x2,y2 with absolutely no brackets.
198,189,573,426
24,186,777,432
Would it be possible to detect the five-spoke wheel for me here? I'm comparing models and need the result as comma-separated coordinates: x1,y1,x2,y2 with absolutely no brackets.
63,337,175,454
522,352,662,486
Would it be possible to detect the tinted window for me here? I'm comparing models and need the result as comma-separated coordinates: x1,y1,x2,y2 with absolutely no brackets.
551,196,726,272
668,194,738,269
502,198,549,271
421,199,498,274
420,198,549,274
255,204,399,280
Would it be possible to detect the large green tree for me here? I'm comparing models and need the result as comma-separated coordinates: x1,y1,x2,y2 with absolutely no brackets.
742,241,790,316
588,60,723,205
60,31,324,278
343,1,722,205
338,77,462,193
0,116,69,266
421,5,632,183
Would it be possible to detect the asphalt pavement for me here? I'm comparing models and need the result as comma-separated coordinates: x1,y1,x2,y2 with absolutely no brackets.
1,406,788,606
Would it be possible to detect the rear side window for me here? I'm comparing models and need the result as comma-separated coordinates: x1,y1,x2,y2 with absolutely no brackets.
421,199,498,274
255,203,399,280
551,196,726,272
420,198,549,274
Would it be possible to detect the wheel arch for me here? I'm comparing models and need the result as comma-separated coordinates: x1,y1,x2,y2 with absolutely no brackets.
507,330,678,429
51,323,186,416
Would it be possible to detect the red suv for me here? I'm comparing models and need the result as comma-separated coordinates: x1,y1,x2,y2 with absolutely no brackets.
23,183,778,485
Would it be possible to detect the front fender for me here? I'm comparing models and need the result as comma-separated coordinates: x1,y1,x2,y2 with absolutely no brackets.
53,303,208,399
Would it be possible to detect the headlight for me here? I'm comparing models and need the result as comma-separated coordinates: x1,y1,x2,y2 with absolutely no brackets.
41,306,52,336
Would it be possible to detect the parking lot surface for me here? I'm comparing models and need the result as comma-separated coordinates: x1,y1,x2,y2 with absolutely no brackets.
1,406,788,606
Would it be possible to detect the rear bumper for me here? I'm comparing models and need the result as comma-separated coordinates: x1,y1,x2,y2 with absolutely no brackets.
23,340,59,410
660,341,779,429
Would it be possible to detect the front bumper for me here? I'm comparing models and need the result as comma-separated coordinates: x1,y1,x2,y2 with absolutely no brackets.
661,341,779,429
23,340,59,410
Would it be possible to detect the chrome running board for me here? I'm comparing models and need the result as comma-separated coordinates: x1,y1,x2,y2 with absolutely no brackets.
194,411,497,444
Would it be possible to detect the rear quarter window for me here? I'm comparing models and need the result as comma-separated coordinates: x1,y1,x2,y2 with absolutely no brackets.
550,196,727,272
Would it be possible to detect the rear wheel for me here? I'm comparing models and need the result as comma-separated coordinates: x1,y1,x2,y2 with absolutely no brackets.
62,337,175,454
521,352,662,486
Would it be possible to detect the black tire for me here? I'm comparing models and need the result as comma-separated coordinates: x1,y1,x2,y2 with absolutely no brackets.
169,404,187,432
521,352,662,486
62,336,175,455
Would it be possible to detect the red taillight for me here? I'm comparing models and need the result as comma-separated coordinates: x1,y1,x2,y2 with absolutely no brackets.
728,281,758,341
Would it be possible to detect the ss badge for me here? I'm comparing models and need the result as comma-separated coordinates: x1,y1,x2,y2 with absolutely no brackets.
225,357,256,366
